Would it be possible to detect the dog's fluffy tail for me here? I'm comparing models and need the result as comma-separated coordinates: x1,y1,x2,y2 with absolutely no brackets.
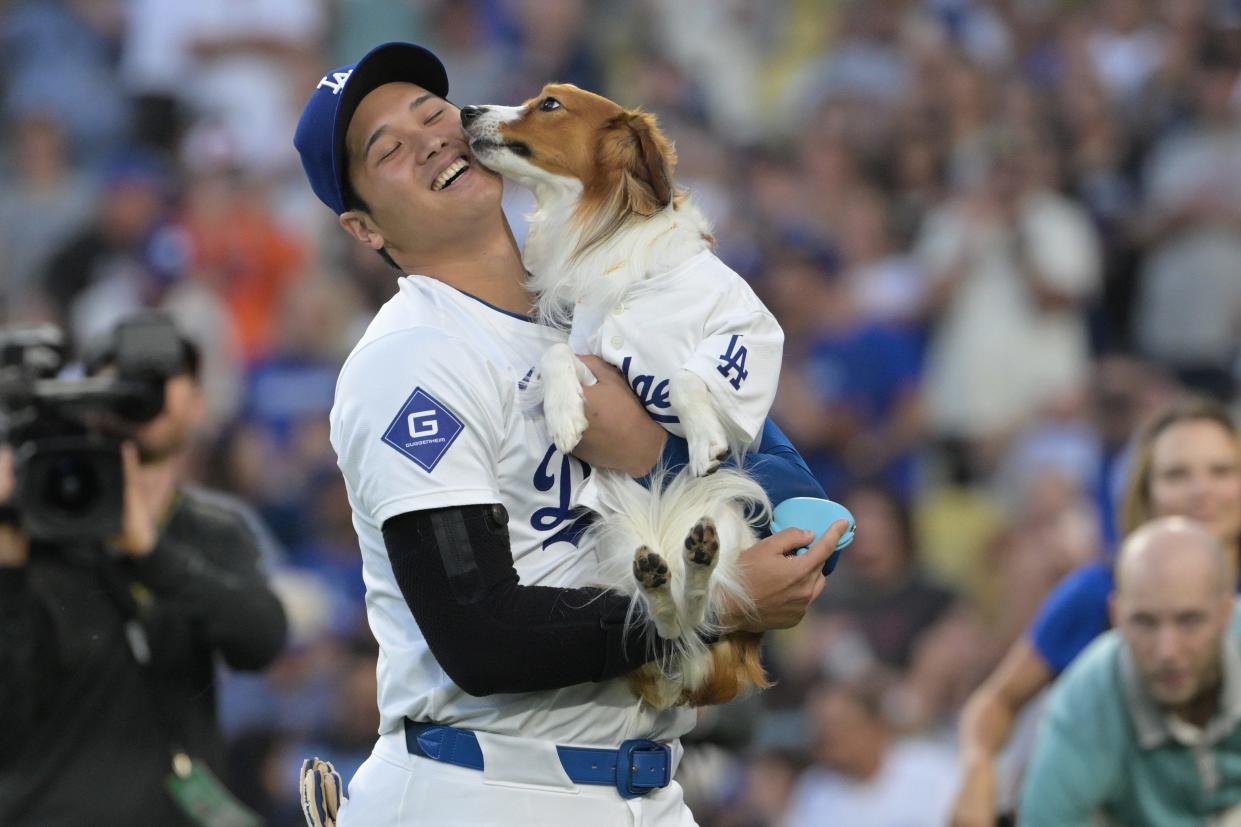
585,465,770,672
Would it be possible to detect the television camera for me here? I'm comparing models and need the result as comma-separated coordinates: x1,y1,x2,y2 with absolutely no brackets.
0,315,186,542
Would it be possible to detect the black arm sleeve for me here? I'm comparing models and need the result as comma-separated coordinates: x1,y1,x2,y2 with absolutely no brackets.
383,504,669,696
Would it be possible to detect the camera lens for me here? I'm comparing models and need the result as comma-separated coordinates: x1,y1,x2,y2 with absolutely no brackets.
15,433,123,542
42,456,100,513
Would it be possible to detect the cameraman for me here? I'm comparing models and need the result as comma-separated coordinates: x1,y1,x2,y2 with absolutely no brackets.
0,320,288,826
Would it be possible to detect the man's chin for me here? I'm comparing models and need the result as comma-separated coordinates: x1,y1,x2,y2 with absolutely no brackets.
1150,675,1195,707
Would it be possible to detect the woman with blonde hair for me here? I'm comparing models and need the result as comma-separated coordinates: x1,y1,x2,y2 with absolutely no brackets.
949,396,1241,827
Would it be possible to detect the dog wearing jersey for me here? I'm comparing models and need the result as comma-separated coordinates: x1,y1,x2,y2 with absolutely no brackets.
461,84,785,710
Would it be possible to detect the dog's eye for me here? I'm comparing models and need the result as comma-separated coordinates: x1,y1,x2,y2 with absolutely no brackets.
539,97,561,112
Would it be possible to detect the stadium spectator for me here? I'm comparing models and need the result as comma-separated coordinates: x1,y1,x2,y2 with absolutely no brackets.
818,486,957,660
783,682,958,827
39,151,185,347
794,484,987,730
768,244,925,497
916,128,1102,464
0,0,130,163
120,0,324,177
838,186,928,329
1133,38,1241,398
951,396,1241,826
180,160,307,360
0,112,95,320
1020,517,1241,826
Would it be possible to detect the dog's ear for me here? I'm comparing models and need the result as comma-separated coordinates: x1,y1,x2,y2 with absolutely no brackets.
616,111,675,215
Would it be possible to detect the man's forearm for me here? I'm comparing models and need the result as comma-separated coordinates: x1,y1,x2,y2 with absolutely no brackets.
574,355,668,476
959,684,1016,767
384,505,671,696
131,536,287,669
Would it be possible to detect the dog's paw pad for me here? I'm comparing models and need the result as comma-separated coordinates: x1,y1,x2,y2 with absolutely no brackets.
633,546,670,589
685,518,718,566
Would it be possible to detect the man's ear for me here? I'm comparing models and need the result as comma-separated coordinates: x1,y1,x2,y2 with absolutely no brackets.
1108,593,1119,630
340,210,386,251
185,377,207,426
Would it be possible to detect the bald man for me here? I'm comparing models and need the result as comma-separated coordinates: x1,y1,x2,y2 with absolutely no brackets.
1021,517,1241,827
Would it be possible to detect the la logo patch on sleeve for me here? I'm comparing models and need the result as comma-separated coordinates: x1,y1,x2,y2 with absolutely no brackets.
381,388,465,472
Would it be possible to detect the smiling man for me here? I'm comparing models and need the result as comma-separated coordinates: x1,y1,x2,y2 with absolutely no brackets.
1021,517,1241,827
292,42,842,826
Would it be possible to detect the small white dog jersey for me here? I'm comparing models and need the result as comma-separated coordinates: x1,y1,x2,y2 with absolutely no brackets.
567,250,783,447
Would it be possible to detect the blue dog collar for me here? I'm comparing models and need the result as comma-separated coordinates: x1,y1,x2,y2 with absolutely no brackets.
403,720,672,799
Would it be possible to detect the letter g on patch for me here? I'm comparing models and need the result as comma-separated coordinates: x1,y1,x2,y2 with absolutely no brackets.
407,410,439,438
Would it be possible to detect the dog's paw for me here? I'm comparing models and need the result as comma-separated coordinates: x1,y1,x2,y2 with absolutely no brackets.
634,546,682,639
545,397,588,453
543,372,588,453
633,546,671,589
671,370,731,476
686,423,729,476
684,517,719,568
680,518,719,629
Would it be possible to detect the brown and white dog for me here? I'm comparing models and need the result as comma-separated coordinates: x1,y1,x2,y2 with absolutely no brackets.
461,84,785,709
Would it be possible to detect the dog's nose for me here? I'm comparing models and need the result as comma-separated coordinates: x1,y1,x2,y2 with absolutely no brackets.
460,106,486,125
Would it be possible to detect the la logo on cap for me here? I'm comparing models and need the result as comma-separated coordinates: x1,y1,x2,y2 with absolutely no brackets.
317,70,354,95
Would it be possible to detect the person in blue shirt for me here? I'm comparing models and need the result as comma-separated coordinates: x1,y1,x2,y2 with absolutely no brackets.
949,396,1241,827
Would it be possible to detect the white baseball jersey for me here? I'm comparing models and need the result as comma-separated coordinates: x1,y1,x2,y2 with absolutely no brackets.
567,250,783,447
330,274,695,747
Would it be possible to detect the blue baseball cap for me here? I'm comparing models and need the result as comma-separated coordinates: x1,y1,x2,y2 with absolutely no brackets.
294,42,449,215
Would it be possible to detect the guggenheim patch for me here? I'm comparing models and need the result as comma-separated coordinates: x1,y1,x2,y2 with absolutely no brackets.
381,388,465,472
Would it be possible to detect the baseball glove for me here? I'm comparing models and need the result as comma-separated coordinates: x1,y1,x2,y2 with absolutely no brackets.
299,757,345,827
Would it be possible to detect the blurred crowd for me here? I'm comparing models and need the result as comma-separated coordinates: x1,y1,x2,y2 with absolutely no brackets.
2,0,1241,824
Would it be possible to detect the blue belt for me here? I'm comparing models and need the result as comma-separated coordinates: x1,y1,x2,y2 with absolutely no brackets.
403,719,672,799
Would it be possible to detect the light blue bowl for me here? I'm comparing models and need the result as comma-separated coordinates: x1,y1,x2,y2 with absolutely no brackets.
770,497,856,575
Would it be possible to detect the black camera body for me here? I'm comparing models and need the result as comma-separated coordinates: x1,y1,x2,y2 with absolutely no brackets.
0,316,185,542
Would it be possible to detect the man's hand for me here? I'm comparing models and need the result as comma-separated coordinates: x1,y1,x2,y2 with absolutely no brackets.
721,520,848,632
0,446,27,567
0,445,14,504
0,524,26,567
572,355,666,477
114,442,157,558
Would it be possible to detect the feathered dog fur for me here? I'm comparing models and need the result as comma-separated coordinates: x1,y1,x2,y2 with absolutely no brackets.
463,84,781,709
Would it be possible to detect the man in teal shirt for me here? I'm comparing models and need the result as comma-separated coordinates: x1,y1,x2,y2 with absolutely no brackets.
1021,517,1241,826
